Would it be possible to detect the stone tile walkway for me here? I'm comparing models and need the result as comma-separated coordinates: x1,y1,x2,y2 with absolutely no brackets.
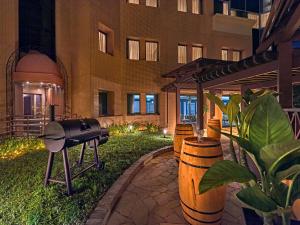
106,141,246,225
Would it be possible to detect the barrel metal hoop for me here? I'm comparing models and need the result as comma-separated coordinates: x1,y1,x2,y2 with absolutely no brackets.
174,150,181,153
182,207,223,224
175,133,193,135
176,129,193,132
183,152,223,159
180,160,210,169
185,143,221,148
181,200,224,215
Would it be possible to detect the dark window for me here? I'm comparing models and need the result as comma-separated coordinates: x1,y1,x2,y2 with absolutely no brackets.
146,94,159,114
99,92,108,116
127,94,140,114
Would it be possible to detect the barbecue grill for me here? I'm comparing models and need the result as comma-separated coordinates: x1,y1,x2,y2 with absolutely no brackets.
43,118,109,195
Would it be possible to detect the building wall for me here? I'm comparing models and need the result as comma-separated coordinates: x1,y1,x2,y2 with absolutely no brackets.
54,0,255,132
0,0,254,134
0,0,18,118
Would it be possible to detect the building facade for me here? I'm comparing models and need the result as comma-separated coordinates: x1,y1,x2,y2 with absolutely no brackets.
0,0,257,133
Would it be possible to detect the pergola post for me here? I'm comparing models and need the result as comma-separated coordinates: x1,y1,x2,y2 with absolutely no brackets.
176,86,181,124
277,41,293,108
209,89,215,119
197,82,204,130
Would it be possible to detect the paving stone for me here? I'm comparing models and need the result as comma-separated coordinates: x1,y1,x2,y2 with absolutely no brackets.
105,143,247,225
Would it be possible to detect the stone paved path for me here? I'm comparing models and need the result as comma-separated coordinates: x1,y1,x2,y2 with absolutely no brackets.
107,142,246,225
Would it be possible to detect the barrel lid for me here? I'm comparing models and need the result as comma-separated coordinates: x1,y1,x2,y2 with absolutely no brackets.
184,136,220,146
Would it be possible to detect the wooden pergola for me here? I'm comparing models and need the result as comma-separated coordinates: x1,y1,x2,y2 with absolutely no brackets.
162,0,300,130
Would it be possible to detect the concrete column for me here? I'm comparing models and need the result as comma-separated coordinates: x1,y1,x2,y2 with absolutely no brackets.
197,83,204,130
277,41,293,108
176,87,180,124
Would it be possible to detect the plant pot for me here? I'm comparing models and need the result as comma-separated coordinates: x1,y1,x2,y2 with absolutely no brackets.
243,208,300,225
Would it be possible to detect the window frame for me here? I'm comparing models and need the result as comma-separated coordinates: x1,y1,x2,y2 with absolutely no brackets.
178,44,187,64
192,0,200,14
127,39,140,61
145,41,159,62
127,93,141,115
221,49,229,61
232,50,241,62
146,94,159,114
192,45,203,60
98,30,107,53
146,0,158,7
178,0,187,12
128,0,139,4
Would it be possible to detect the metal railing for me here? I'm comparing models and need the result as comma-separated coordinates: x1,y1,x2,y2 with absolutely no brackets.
0,114,79,139
284,108,300,139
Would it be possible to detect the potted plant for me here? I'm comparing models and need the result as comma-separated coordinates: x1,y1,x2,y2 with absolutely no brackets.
199,93,300,225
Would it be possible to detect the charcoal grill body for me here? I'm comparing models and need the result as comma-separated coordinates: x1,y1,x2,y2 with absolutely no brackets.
43,118,109,195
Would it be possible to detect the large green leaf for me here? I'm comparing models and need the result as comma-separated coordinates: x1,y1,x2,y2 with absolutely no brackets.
230,94,243,105
199,160,256,194
276,164,300,181
205,93,226,113
248,94,294,150
260,140,300,175
236,186,278,213
227,100,240,124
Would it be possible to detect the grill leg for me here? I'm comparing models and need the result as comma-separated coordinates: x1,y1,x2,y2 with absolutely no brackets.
62,148,73,195
44,152,55,186
93,139,104,170
78,142,86,166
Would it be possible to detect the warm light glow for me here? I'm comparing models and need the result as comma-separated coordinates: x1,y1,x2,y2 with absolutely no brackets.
26,81,30,84
163,128,167,135
129,125,133,131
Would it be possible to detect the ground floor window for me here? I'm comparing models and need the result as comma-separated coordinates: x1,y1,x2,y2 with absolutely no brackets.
128,94,140,114
99,91,108,116
180,95,197,123
146,94,158,114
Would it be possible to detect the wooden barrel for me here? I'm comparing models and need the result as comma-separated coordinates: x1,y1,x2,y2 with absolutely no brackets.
173,124,194,161
179,137,226,225
207,119,221,141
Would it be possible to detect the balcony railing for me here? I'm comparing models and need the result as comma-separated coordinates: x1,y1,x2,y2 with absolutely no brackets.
284,108,300,139
0,114,79,140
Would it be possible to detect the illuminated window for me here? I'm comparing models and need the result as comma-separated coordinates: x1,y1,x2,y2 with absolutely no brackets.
221,49,228,61
146,94,158,114
260,12,270,28
232,50,241,62
128,0,139,4
98,31,107,53
223,1,229,15
127,39,140,60
192,0,199,14
178,45,187,64
248,13,259,29
178,0,187,12
146,41,159,61
192,46,203,60
127,94,140,114
146,0,158,7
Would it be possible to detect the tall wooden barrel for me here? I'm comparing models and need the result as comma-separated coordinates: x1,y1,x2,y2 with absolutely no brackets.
179,137,226,225
173,124,194,161
207,119,221,141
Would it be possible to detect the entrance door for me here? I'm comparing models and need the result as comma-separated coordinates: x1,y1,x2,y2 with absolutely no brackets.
23,94,42,116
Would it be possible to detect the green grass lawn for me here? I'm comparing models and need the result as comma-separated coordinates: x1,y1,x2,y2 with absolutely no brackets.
0,133,172,225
